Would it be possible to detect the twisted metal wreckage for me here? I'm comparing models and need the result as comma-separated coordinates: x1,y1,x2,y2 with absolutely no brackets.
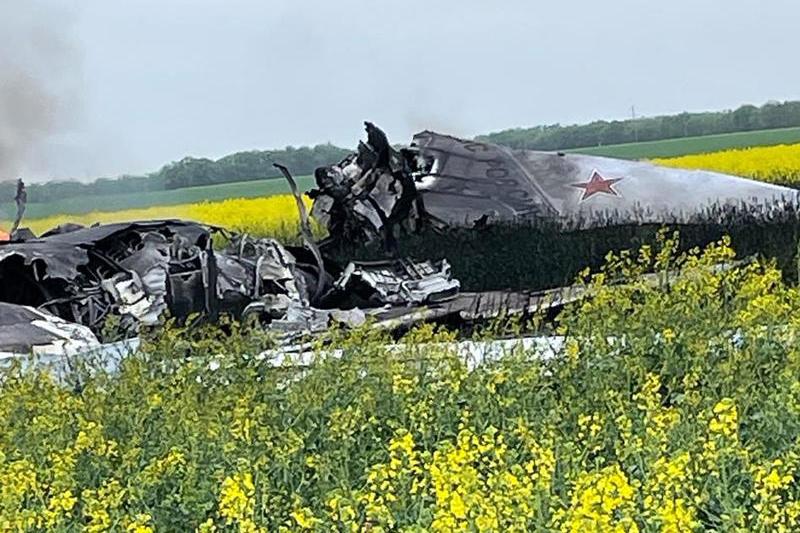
1,122,798,359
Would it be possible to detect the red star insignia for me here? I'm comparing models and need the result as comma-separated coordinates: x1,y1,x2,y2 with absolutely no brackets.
571,170,622,200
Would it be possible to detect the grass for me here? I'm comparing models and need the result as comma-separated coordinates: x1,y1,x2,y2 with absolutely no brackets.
343,215,800,292
0,175,315,220
566,126,800,159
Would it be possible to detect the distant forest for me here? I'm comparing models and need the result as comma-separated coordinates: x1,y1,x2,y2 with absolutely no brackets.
0,144,350,204
477,100,800,150
3,100,800,204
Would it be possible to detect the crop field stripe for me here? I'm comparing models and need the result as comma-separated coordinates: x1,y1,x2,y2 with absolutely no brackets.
652,143,800,185
3,194,312,240
565,126,800,159
0,175,316,220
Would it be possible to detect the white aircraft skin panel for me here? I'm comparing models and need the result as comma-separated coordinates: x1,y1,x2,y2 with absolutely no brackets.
410,132,799,228
558,154,797,222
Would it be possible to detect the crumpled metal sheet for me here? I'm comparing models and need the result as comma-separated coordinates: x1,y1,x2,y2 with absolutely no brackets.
0,218,357,339
0,220,218,334
267,301,367,335
101,273,164,326
335,258,460,305
0,203,468,346
0,242,91,281
0,302,100,356
310,122,422,249
39,219,210,247
0,220,211,282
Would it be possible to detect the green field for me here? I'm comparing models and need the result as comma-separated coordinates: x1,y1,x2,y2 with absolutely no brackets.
566,126,800,159
0,175,315,219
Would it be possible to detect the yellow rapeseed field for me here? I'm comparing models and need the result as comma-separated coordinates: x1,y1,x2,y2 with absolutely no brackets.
652,143,800,185
4,236,800,530
15,194,308,239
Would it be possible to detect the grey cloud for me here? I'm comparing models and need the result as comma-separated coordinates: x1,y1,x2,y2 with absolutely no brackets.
0,0,83,181
5,0,800,181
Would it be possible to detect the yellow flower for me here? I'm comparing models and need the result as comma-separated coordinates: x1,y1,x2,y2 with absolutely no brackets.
291,507,319,529
709,398,738,438
218,471,255,525
389,431,415,457
21,194,311,239
82,479,126,533
449,492,467,520
556,464,639,532
197,518,217,532
147,393,163,408
641,453,699,531
126,513,155,533
653,143,800,185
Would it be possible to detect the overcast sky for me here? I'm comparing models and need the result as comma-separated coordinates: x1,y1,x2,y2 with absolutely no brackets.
2,0,799,182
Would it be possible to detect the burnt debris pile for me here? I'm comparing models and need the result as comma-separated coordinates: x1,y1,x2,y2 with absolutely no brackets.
0,219,463,349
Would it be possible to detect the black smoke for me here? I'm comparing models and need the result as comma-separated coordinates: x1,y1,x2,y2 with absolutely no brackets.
0,0,82,181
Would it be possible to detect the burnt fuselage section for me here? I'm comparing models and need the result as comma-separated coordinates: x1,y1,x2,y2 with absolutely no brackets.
0,218,466,348
0,221,312,339
310,123,800,250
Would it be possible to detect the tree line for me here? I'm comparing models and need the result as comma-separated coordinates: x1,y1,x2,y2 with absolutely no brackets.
477,100,800,150
0,144,350,204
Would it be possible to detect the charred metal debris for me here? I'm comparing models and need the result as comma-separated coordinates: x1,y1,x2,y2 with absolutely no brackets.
0,123,575,354
0,217,473,344
309,122,437,252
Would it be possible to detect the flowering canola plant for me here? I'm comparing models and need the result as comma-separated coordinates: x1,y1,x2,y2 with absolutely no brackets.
4,234,800,530
652,143,800,185
15,194,311,241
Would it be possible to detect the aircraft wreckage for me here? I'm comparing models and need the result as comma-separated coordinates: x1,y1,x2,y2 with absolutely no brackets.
1,123,798,359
